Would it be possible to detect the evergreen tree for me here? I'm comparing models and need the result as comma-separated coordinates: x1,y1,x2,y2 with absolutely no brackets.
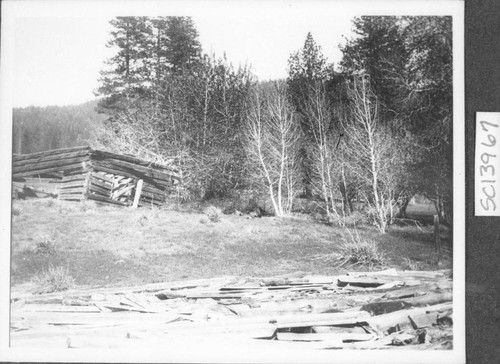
96,16,203,118
287,33,336,197
287,32,334,113
340,16,407,122
339,16,453,224
97,17,153,112
164,17,202,74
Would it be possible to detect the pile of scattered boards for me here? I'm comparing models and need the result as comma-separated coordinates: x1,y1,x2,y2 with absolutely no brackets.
10,269,453,351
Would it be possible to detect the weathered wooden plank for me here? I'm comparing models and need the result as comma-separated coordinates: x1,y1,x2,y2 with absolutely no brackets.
185,293,243,300
219,286,265,292
224,300,338,318
381,281,452,300
141,183,167,194
360,300,412,316
113,177,134,188
112,184,135,199
402,292,453,307
86,193,129,206
276,332,373,342
59,188,87,195
337,276,392,288
397,270,449,279
366,302,453,333
138,190,166,201
21,177,60,184
89,177,113,190
99,159,180,182
132,179,143,208
312,325,368,334
11,276,239,304
13,162,87,178
13,149,91,168
59,191,85,197
59,180,86,189
88,184,111,197
91,171,115,184
91,149,179,173
91,164,173,190
98,302,159,314
274,311,371,329
13,155,91,174
11,311,182,327
21,304,101,313
61,174,87,183
12,146,91,162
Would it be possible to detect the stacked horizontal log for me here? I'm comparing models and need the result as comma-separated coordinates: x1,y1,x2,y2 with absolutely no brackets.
90,150,179,206
12,146,91,179
10,269,453,350
12,146,180,207
57,172,89,201
138,182,171,207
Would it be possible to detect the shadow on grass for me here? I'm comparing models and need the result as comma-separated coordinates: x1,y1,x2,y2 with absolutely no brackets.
11,249,154,287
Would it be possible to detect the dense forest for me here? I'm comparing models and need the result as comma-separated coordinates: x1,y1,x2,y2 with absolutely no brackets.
13,16,452,231
12,100,106,154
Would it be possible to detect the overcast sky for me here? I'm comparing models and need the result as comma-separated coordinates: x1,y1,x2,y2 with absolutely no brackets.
11,15,354,108
3,0,460,108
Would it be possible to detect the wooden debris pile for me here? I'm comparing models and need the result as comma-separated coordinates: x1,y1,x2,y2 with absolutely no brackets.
10,269,453,350
12,146,180,207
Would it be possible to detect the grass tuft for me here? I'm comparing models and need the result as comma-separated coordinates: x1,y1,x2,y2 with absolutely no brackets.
32,266,75,294
338,230,385,269
12,207,22,217
203,205,223,223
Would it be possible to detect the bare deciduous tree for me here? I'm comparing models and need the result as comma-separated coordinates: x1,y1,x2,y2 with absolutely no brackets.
245,82,302,216
343,75,402,233
304,82,347,223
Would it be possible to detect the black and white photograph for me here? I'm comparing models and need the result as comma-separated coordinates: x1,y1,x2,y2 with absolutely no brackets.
0,0,466,362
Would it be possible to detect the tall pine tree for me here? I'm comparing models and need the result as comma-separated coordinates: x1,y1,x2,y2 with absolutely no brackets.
164,17,202,74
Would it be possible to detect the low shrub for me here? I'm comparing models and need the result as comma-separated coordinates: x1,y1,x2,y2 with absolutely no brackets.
136,212,150,227
34,240,56,256
32,266,75,294
401,257,424,271
338,230,385,269
203,205,223,223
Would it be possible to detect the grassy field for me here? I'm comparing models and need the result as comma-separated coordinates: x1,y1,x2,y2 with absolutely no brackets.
10,198,452,291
